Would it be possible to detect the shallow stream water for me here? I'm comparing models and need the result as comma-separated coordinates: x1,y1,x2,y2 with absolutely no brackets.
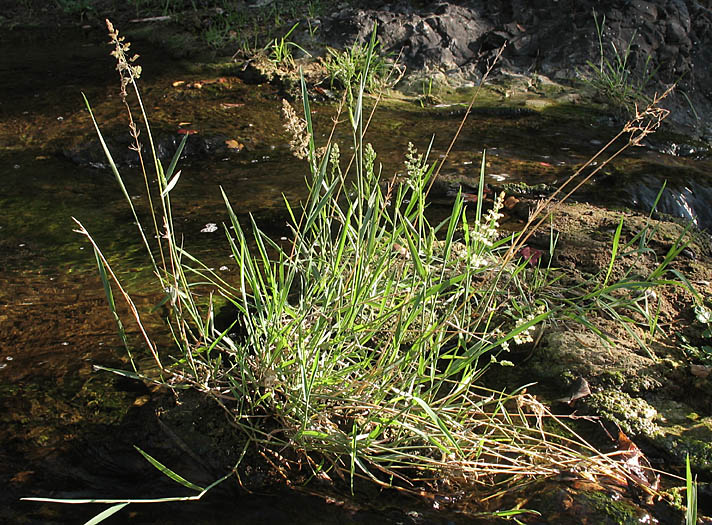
2,25,711,524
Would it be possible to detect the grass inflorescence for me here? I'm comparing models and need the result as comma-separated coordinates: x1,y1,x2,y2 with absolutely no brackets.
23,20,699,523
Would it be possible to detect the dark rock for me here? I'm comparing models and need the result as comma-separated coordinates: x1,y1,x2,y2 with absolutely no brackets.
64,131,232,169
322,2,494,76
632,0,658,22
318,0,712,136
666,19,688,43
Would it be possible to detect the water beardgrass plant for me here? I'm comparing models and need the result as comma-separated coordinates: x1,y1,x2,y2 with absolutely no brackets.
23,20,699,523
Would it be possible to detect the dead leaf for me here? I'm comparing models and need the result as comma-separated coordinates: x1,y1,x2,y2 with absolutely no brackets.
615,429,658,500
518,245,542,266
225,139,244,151
221,103,244,109
392,243,410,259
133,395,150,407
11,471,34,483
504,195,520,209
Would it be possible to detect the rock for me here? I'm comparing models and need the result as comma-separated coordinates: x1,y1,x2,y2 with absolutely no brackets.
322,2,493,77
666,19,688,44
317,1,712,135
63,131,233,169
632,0,659,22
592,169,712,231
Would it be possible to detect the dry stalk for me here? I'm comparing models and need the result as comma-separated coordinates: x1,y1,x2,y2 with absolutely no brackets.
502,84,674,266
106,19,167,273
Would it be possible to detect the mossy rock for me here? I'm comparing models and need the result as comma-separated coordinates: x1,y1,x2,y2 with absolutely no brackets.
529,329,661,394
524,480,656,524
653,410,712,474
583,390,661,439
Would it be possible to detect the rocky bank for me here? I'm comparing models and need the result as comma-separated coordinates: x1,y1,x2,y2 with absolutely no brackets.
320,0,712,137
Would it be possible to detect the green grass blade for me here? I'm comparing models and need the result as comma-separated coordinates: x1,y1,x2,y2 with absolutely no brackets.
686,454,697,525
402,220,427,279
161,169,182,198
134,446,205,492
300,69,316,168
92,366,147,382
410,395,464,457
603,217,624,286
166,134,189,179
475,150,486,223
84,503,130,525
92,246,136,370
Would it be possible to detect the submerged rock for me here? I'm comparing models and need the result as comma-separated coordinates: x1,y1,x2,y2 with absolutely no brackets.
63,131,233,169
591,167,712,231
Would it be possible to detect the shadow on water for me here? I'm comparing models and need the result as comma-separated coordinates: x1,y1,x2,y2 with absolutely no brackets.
2,24,712,524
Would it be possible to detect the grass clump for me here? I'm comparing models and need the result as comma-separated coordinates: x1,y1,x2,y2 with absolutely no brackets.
324,32,393,93
23,20,699,523
267,22,311,66
584,10,658,116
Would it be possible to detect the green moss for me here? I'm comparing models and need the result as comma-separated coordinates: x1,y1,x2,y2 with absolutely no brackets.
75,374,134,424
658,433,712,475
578,490,642,524
500,181,555,196
584,390,661,438
599,369,626,388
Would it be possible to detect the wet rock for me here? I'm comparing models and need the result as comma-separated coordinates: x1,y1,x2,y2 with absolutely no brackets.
593,169,712,231
63,131,232,169
643,137,710,159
